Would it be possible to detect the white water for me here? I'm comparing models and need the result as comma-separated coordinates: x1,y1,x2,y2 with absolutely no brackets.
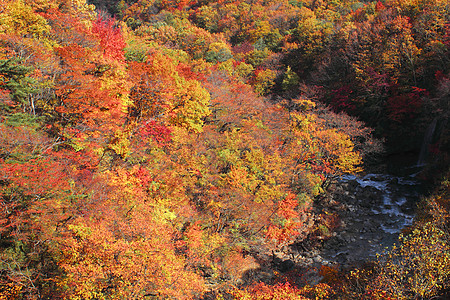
341,173,419,234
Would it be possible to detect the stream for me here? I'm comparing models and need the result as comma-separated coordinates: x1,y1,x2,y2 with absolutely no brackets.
270,172,425,276
318,173,423,266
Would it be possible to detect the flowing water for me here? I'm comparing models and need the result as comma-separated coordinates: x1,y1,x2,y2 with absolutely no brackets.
268,171,426,282
342,174,417,234
318,173,423,265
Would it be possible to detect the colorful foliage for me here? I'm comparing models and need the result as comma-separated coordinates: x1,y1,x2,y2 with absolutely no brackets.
1,0,447,299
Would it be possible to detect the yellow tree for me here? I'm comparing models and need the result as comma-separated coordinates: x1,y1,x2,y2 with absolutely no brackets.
128,52,210,133
282,99,362,194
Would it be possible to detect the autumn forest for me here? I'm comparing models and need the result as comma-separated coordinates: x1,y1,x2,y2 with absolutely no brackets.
0,0,449,299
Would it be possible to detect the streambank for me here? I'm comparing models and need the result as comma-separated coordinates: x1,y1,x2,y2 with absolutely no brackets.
318,173,423,266
271,173,425,274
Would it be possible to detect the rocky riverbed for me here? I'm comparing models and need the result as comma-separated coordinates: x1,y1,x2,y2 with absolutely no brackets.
272,173,423,272
318,173,422,266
